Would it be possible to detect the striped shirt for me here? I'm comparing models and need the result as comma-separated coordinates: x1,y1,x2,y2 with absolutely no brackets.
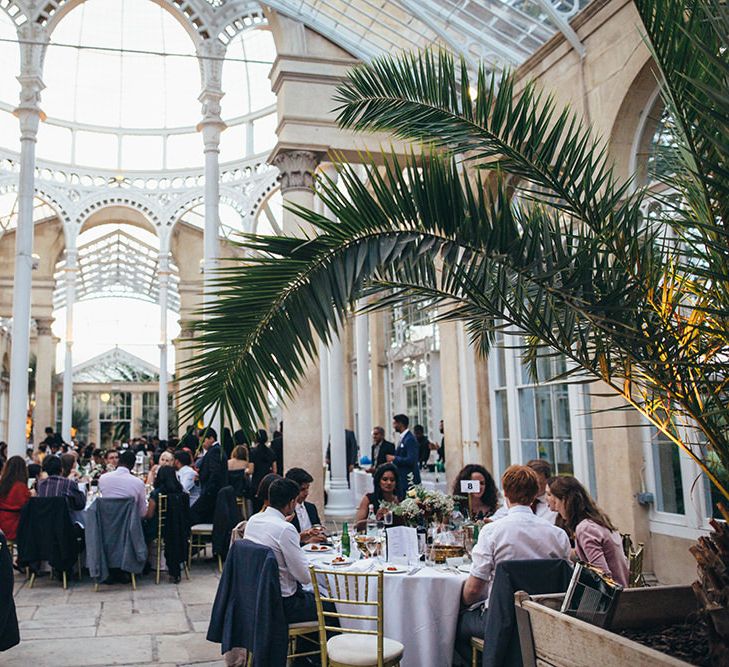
37,475,86,511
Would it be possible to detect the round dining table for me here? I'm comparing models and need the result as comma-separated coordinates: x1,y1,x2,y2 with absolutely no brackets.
305,549,468,667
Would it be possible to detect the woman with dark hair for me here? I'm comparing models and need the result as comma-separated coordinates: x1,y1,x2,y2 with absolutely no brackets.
255,472,281,513
249,429,276,511
0,456,30,541
547,476,629,586
355,463,400,527
452,464,499,519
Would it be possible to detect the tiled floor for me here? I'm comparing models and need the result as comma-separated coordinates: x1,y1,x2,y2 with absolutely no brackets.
5,562,225,667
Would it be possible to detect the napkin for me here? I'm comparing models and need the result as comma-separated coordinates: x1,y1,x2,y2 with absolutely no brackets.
385,526,418,564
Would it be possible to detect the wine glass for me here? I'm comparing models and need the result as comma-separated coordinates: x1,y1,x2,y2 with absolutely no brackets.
365,537,378,560
330,532,342,557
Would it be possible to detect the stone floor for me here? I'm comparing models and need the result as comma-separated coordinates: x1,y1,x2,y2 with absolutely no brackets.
5,561,225,667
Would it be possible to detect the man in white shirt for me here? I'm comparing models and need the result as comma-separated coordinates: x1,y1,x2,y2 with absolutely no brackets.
285,467,326,545
174,450,197,494
98,450,148,517
457,465,571,660
244,477,318,624
526,459,559,522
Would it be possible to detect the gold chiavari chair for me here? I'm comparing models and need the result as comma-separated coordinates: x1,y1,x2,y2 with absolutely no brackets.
156,494,191,584
621,533,646,588
309,565,404,667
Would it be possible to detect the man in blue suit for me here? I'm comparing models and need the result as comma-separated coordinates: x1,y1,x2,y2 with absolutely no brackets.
387,413,421,498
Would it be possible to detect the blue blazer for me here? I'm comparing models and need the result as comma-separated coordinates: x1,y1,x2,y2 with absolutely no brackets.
393,430,421,497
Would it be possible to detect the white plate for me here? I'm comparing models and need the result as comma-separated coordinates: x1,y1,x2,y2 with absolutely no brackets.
303,544,333,553
381,565,408,574
323,557,352,567
457,563,472,574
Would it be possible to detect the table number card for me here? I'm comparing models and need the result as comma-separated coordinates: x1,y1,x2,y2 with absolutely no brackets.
460,480,481,493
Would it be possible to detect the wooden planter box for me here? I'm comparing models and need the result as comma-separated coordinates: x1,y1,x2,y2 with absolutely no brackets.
515,585,698,667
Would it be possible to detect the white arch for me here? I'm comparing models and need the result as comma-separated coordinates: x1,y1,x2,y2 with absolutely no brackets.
74,192,163,232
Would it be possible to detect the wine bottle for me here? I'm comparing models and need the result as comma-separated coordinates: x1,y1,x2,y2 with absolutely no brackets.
342,521,351,557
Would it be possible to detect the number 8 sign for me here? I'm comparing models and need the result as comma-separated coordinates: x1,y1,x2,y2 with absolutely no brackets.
460,480,480,493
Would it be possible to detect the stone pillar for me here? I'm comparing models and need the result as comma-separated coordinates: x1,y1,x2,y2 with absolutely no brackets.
327,329,352,516
355,305,371,458
158,253,170,441
131,392,142,440
369,310,388,429
61,247,77,443
33,317,54,441
273,148,326,511
197,39,226,436
7,25,48,457
319,340,330,459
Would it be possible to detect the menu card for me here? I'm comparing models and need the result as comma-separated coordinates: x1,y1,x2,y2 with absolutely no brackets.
385,526,419,564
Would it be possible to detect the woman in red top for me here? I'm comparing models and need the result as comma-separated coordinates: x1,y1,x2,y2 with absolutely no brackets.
0,456,31,540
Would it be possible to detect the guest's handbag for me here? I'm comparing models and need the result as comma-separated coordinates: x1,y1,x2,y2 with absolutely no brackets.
560,561,623,629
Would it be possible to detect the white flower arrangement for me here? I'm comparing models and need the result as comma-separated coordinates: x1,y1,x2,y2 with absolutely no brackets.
382,484,457,525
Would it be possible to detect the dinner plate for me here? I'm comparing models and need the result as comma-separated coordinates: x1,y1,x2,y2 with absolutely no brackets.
303,544,333,553
381,565,408,574
323,557,352,567
457,563,472,574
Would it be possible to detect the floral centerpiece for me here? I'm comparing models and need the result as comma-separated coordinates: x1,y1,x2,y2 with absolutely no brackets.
382,484,458,526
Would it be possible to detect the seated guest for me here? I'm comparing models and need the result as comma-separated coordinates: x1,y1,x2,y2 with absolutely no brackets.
98,450,147,517
284,468,325,544
174,450,197,495
526,459,559,522
146,450,174,486
244,478,319,624
255,473,282,513
227,445,251,500
227,444,249,472
452,464,500,519
355,463,400,528
37,455,85,512
104,449,119,473
547,476,629,586
457,465,570,658
60,453,80,480
0,456,31,541
189,428,227,525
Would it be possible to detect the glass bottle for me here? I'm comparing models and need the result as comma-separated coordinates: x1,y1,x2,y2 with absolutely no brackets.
366,504,377,537
341,521,351,557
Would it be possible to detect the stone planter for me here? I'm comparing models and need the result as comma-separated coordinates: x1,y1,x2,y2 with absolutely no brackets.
515,585,698,666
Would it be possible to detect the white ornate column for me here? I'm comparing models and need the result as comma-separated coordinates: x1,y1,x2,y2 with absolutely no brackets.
7,25,48,457
319,340,330,459
327,328,352,515
33,317,55,440
158,252,170,441
61,247,77,443
197,39,226,435
355,306,371,457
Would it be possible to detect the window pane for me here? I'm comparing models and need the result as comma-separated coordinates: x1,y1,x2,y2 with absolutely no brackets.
166,133,201,169
121,135,163,170
652,429,685,514
495,390,510,475
76,132,118,169
37,124,72,163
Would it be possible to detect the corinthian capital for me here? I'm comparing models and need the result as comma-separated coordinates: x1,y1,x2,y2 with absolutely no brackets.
272,150,322,194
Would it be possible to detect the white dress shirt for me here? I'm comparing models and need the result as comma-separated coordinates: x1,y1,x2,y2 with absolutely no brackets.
244,506,311,596
98,466,148,517
470,505,571,604
176,465,197,493
294,502,312,531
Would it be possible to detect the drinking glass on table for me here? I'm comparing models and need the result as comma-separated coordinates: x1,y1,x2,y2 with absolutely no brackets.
365,536,379,560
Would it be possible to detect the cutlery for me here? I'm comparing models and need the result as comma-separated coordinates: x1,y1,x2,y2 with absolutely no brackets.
407,566,422,576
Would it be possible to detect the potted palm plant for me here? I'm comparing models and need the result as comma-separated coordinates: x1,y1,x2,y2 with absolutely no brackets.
180,0,728,659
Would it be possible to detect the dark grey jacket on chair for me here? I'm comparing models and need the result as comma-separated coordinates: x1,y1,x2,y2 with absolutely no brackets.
0,533,20,652
85,498,147,583
482,559,573,667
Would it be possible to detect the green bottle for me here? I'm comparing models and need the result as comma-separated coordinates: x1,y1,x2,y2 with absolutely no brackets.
341,522,351,557
472,524,479,548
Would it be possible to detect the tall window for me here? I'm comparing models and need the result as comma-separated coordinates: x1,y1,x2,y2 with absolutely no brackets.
489,332,595,491
99,392,131,421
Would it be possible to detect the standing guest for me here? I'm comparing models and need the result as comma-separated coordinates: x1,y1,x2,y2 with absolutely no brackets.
355,463,400,527
249,429,276,512
438,419,445,464
174,450,197,495
452,464,500,519
547,476,629,586
189,428,227,524
367,427,395,473
325,430,359,485
386,414,420,498
414,425,432,469
146,450,175,486
98,450,147,517
457,465,571,658
284,468,325,544
271,422,284,478
0,457,31,541
244,478,320,624
227,445,251,499
525,459,559,522
104,449,120,473
222,427,235,460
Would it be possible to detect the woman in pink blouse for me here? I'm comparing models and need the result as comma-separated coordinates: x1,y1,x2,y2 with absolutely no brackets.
547,476,629,586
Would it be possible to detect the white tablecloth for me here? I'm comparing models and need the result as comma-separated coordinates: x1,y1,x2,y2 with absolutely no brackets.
351,468,374,505
306,553,466,667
